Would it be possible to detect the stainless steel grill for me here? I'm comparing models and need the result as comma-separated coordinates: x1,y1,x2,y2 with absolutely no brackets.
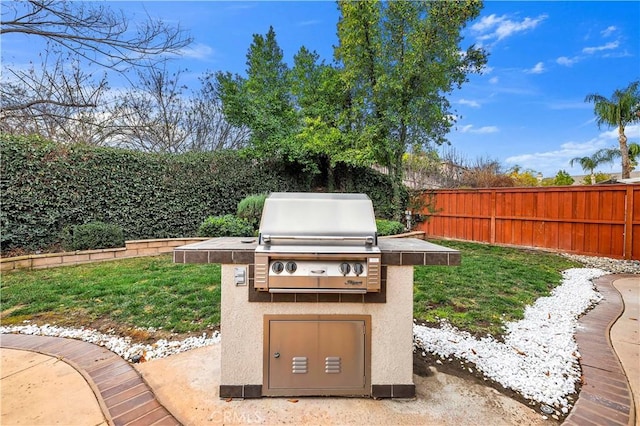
255,193,382,293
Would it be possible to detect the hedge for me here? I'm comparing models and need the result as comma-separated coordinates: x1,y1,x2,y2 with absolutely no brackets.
1,134,402,253
61,221,125,251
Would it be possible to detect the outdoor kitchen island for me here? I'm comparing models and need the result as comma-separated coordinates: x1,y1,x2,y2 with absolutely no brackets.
174,193,460,400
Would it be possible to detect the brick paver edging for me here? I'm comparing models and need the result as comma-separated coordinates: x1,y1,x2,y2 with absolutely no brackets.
564,275,635,426
0,334,181,426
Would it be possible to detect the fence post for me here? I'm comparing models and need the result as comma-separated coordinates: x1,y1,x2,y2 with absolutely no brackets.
624,186,634,260
490,190,496,244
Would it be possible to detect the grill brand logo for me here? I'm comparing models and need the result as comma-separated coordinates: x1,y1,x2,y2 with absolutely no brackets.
346,280,363,286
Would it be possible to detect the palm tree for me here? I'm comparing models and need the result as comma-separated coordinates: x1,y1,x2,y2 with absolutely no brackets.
570,150,612,184
629,142,640,171
585,81,640,179
595,142,640,175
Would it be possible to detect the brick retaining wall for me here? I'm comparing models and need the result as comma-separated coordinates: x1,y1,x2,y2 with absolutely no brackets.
1,232,426,272
0,238,209,272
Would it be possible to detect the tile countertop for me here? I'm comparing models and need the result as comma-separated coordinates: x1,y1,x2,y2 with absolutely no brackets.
173,237,460,267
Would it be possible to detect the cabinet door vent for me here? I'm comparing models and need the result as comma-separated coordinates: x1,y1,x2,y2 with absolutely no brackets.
325,357,341,374
292,357,308,374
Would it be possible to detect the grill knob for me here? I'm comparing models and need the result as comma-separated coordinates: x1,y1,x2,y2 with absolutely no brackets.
339,262,351,275
353,263,364,276
271,261,284,274
285,261,297,273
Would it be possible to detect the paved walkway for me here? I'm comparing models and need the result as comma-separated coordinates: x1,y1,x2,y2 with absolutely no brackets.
1,274,638,425
564,274,638,426
0,334,178,426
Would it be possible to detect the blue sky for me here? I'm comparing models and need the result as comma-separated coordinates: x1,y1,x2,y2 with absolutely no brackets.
3,1,639,177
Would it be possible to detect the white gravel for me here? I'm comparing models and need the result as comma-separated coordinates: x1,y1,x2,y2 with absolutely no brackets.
562,253,640,274
0,323,220,362
414,267,607,410
0,266,614,411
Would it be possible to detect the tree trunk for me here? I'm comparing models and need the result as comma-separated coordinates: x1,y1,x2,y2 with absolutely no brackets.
389,153,404,221
327,163,335,192
619,127,631,179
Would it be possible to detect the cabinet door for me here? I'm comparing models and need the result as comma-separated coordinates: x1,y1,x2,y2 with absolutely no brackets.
267,320,319,390
317,321,366,389
265,318,367,395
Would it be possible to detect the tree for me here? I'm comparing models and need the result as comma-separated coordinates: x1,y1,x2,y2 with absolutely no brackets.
1,0,191,129
109,67,249,153
1,0,190,70
569,150,613,185
581,172,611,185
216,26,297,157
402,149,441,189
0,50,111,144
585,80,640,179
189,74,250,151
507,165,541,187
595,142,640,175
289,46,369,187
460,157,514,188
109,66,191,153
630,142,640,171
335,0,487,218
289,47,343,125
553,170,575,186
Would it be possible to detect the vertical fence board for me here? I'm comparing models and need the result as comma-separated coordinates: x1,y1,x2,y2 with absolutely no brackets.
417,185,638,260
629,186,639,258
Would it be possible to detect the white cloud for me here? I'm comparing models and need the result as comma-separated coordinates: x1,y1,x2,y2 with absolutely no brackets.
582,41,619,54
554,35,620,69
504,125,640,176
505,139,606,175
556,56,580,67
179,43,214,60
459,124,499,134
527,62,545,74
481,65,494,74
489,76,499,84
471,14,503,33
601,26,617,37
475,126,499,134
458,99,481,108
471,13,547,46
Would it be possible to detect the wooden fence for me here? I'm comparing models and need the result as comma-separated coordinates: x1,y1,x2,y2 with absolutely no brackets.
415,184,640,260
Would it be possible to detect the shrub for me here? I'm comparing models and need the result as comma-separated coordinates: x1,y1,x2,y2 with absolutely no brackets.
197,215,253,237
1,134,400,253
237,193,268,229
376,219,405,236
61,221,125,251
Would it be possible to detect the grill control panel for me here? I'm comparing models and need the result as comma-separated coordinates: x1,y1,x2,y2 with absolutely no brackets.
254,253,381,293
269,260,368,278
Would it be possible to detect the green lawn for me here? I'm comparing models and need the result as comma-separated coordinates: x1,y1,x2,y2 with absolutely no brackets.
1,256,221,334
1,241,581,337
414,240,581,336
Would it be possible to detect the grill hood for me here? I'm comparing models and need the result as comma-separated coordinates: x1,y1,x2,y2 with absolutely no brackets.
258,193,378,247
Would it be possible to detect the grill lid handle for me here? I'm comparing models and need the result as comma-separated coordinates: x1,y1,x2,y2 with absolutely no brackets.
261,235,375,245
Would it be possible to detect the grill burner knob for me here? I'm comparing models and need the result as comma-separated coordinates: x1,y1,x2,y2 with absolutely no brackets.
353,263,364,276
285,261,297,273
339,262,351,275
271,261,284,274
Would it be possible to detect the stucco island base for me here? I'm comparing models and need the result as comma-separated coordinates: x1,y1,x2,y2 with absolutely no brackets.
220,265,415,398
